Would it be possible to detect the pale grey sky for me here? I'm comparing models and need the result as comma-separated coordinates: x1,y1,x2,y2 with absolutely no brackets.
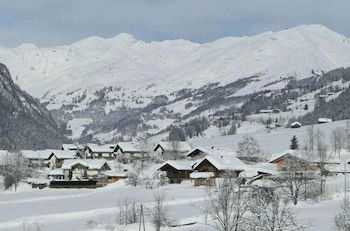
0,0,348,47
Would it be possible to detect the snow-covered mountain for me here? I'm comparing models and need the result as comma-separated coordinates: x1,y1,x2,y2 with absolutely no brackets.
1,24,350,142
0,64,67,149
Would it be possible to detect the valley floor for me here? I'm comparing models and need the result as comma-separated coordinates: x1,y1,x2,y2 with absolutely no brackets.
0,180,345,231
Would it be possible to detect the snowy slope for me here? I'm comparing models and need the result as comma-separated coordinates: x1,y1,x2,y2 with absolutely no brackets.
2,24,350,142
0,25,350,99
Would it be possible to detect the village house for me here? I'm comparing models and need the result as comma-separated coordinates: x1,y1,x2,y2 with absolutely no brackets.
185,146,212,160
268,150,313,172
318,118,332,123
47,149,76,168
290,121,302,128
61,159,111,181
191,155,246,186
21,150,53,168
113,142,147,160
47,169,65,180
158,160,194,183
83,144,116,159
153,141,192,159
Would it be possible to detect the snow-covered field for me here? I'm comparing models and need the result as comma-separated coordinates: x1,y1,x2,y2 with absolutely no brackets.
0,178,347,231
191,120,348,155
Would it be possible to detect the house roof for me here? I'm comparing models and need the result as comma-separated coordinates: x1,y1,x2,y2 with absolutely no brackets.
290,122,301,127
268,150,297,163
158,160,195,171
61,144,78,151
85,143,114,153
193,155,246,171
61,159,110,170
186,146,236,158
21,150,52,160
115,142,145,153
103,170,127,177
154,141,192,152
47,149,76,159
185,146,212,157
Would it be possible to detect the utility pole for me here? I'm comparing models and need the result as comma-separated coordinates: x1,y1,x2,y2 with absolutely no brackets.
139,204,145,231
345,162,347,206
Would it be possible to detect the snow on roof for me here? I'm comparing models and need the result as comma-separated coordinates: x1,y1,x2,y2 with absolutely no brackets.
61,144,78,150
115,142,144,153
185,146,212,157
268,150,297,163
47,169,64,175
86,143,114,153
318,118,332,123
47,149,76,159
190,172,215,179
61,159,110,170
103,170,127,177
154,141,192,152
158,160,195,171
193,155,246,171
186,146,236,158
290,121,301,127
21,150,52,160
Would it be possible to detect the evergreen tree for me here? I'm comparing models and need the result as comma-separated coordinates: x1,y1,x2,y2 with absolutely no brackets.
290,135,299,150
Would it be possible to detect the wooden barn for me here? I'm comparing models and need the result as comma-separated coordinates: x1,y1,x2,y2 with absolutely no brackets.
158,160,194,183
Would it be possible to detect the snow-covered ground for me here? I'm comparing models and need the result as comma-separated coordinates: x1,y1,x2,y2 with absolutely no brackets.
190,120,348,155
0,178,348,231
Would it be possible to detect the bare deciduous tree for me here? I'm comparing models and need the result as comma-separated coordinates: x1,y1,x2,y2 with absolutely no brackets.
150,192,169,231
0,153,32,191
248,190,307,231
116,198,140,225
330,128,345,158
205,177,250,231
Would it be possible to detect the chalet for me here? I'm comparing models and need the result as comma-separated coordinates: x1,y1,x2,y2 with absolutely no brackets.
21,150,52,168
191,155,245,186
83,144,116,159
290,121,301,128
154,141,192,159
185,146,212,159
47,169,65,180
113,142,147,160
158,160,194,183
47,149,76,168
318,118,332,124
61,159,111,180
268,150,310,172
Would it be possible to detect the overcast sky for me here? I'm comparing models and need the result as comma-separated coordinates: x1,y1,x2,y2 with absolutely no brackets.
0,0,349,47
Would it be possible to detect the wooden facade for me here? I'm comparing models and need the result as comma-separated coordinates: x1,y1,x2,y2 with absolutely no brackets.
158,164,191,183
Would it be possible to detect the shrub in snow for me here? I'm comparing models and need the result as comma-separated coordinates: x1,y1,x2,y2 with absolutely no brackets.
125,170,141,187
